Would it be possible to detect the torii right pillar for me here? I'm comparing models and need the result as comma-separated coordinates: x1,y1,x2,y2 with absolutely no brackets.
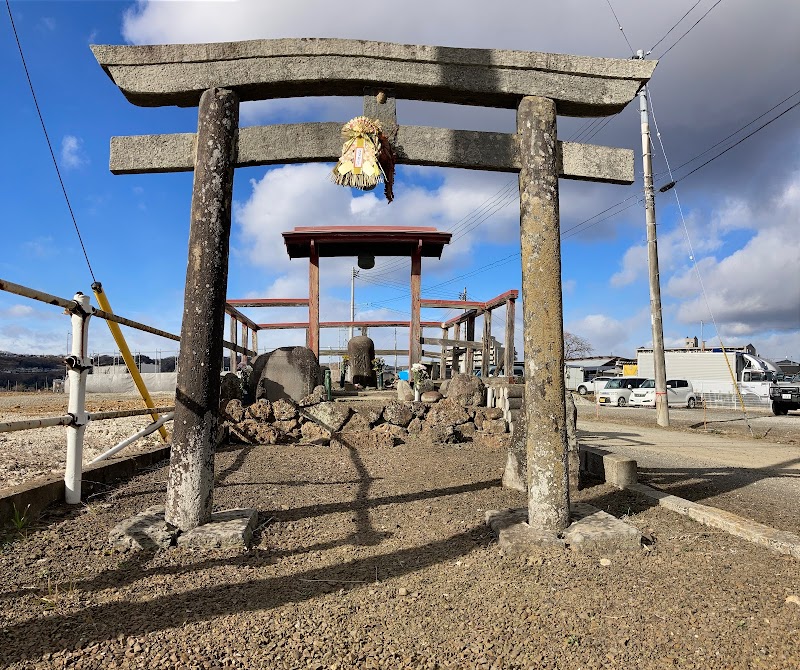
518,96,570,532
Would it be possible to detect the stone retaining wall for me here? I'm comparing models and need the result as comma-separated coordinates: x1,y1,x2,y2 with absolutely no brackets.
222,391,508,447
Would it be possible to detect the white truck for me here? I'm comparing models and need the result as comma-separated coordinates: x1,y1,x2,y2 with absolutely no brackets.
636,348,780,405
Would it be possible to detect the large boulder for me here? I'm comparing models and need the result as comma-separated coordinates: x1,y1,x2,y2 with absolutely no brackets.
348,336,377,387
250,347,321,403
444,374,485,407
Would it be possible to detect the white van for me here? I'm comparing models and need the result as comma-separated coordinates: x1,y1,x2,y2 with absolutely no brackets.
597,377,648,407
629,379,699,408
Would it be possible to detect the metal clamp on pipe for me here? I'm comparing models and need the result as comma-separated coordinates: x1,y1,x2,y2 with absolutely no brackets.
66,412,88,428
65,355,93,373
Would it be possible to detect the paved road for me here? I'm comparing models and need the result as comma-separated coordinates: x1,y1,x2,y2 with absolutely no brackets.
577,415,800,535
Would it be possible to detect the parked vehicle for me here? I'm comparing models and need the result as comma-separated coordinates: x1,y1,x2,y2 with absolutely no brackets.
637,349,780,404
770,374,800,415
576,376,616,396
596,377,648,407
629,379,699,408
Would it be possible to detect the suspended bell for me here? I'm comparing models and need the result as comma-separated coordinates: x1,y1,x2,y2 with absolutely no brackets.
358,255,375,270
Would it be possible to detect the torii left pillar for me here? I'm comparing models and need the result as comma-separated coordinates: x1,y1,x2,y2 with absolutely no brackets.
166,87,239,531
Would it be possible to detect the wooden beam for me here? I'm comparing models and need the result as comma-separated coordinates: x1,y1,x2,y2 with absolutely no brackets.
308,240,319,357
481,311,492,377
505,298,516,376
420,298,485,310
483,289,520,311
422,337,484,350
465,314,476,372
224,303,260,331
257,320,441,329
409,242,422,366
227,298,309,307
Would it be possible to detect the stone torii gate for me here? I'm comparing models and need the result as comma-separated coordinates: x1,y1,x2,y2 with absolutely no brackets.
92,38,655,535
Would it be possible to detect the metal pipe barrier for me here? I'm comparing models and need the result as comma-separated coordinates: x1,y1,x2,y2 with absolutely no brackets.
90,412,175,464
0,407,176,433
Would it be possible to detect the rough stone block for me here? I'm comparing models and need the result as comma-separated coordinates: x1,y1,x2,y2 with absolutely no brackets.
301,421,331,445
223,399,245,423
457,422,477,438
481,417,507,434
563,503,642,551
272,398,298,421
484,509,564,556
341,412,371,432
426,398,470,428
246,398,273,422
445,373,485,407
396,379,414,401
374,423,408,439
176,509,259,549
421,390,442,403
109,505,178,551
384,401,413,427
274,418,299,433
407,417,423,434
303,402,352,432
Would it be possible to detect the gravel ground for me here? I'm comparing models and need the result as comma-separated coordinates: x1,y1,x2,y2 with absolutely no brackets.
1,408,799,669
0,392,174,489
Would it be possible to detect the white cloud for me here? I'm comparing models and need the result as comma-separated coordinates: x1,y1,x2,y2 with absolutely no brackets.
61,135,87,169
566,311,649,358
2,305,34,318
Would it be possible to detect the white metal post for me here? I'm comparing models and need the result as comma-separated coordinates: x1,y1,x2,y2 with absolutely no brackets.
65,292,92,504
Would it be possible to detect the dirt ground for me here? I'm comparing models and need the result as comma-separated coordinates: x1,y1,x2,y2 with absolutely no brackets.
1,393,799,669
0,392,175,489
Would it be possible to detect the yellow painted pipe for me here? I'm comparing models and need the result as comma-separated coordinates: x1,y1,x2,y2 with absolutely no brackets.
91,282,170,442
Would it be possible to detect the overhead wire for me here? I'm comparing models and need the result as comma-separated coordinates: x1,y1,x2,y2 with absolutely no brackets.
657,0,724,59
5,0,97,283
648,0,705,54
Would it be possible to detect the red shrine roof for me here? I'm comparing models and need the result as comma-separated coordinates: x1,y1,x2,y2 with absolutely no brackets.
282,226,452,259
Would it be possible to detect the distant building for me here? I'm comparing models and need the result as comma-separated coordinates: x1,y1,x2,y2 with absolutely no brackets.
775,359,800,375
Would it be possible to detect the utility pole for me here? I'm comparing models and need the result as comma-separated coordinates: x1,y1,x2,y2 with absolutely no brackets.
638,49,669,427
349,267,359,342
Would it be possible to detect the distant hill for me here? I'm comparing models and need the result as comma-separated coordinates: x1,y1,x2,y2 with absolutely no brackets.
0,351,65,391
0,351,178,391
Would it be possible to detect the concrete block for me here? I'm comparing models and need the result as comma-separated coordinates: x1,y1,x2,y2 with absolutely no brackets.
579,445,637,488
563,502,642,551
176,508,258,549
109,505,178,551
486,503,642,556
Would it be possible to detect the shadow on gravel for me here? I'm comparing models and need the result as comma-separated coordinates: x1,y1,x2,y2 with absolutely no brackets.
636,456,800,505
0,525,494,665
0,477,501,607
576,428,652,448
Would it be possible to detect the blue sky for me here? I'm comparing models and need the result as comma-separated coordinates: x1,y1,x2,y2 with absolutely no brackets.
1,0,798,366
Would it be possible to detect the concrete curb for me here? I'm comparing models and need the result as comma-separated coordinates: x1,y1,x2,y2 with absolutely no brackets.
579,444,638,488
0,445,171,527
627,482,800,560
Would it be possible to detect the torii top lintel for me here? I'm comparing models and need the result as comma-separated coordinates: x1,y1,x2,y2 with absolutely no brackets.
283,226,451,259
91,37,656,116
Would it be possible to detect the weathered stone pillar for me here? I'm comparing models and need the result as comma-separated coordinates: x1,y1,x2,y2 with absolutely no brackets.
166,87,239,532
517,95,569,533
348,335,376,387
409,242,422,365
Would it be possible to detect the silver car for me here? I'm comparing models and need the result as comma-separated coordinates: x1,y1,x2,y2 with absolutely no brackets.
597,377,648,407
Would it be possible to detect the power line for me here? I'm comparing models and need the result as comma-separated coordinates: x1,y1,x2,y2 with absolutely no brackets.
658,0,724,59
648,0,705,54
604,0,635,55
5,0,97,283
655,87,800,185
665,97,800,188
